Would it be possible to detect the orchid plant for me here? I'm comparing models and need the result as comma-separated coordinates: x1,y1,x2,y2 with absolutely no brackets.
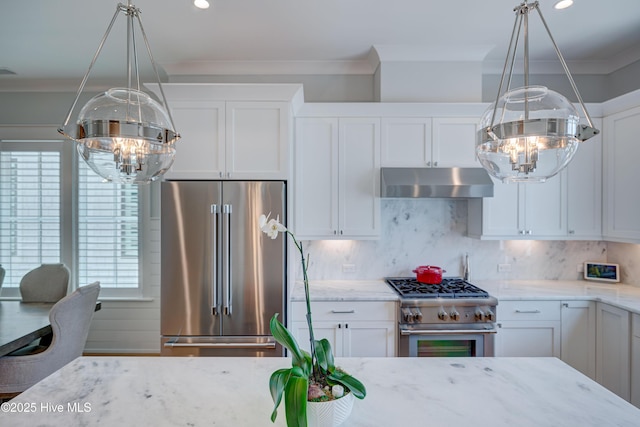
259,214,366,427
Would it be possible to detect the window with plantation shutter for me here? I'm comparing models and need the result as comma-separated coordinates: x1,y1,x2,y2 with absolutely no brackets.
0,138,143,298
0,146,62,296
77,162,140,292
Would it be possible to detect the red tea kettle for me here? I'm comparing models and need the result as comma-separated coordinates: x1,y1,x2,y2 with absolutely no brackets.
412,265,446,284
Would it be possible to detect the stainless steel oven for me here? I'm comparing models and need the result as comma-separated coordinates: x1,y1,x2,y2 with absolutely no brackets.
399,324,496,357
386,277,498,357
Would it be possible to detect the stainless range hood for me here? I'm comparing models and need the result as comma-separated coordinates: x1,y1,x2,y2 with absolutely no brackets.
380,167,494,198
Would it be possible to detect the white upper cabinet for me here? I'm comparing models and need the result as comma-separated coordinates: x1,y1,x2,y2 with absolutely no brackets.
468,173,567,239
381,118,431,167
381,117,479,167
566,118,603,239
295,117,380,239
145,83,301,181
164,100,226,180
603,105,640,243
432,118,480,167
224,101,290,180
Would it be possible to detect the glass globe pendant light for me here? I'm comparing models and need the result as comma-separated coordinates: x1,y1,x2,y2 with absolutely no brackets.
58,2,180,184
477,1,599,183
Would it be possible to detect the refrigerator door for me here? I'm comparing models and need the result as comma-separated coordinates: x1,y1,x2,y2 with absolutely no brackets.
221,181,286,337
161,181,222,337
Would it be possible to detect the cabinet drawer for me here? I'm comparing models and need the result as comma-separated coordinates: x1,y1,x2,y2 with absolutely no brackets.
633,314,640,338
498,300,561,321
291,301,395,322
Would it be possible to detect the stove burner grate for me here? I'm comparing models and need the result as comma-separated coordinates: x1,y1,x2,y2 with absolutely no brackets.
385,277,489,299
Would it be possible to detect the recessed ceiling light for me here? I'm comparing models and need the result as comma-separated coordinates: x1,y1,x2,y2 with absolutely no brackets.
194,0,210,9
554,0,574,9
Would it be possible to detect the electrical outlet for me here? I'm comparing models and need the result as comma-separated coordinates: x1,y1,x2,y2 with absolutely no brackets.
342,263,356,273
498,263,511,273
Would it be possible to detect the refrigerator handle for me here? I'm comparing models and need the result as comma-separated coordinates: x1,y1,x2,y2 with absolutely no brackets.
211,204,219,316
223,203,232,316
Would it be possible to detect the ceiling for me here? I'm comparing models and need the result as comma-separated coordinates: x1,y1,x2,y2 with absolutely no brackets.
1,0,639,91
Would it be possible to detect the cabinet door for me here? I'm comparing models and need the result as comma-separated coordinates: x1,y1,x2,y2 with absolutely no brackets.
522,173,567,237
561,301,596,379
603,106,640,242
477,179,520,237
566,118,602,239
496,321,561,357
226,101,289,180
295,118,339,238
338,118,381,238
632,314,640,408
432,118,479,167
596,303,631,400
291,321,343,356
380,118,432,167
165,101,225,179
344,321,396,357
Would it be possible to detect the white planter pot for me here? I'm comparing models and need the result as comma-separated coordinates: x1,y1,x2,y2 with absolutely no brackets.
306,392,354,427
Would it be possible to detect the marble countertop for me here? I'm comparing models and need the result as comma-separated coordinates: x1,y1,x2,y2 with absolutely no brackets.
475,279,640,315
290,280,400,302
5,356,639,426
292,279,640,315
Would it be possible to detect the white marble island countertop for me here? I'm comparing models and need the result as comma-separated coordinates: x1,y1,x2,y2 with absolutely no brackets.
5,356,640,426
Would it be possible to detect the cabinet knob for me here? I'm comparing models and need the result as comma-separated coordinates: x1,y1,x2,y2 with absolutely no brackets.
568,230,575,235
433,161,438,167
426,161,431,167
526,230,532,235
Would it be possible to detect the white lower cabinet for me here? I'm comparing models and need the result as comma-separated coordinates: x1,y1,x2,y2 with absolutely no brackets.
290,301,396,357
560,301,596,379
495,300,561,357
630,314,640,408
596,302,631,401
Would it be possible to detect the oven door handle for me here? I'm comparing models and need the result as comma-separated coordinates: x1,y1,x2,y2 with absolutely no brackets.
400,327,497,336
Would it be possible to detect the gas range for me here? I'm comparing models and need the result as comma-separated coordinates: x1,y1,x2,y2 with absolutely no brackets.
385,277,498,326
386,277,498,357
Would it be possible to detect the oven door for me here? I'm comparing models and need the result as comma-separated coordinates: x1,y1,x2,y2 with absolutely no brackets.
399,325,496,357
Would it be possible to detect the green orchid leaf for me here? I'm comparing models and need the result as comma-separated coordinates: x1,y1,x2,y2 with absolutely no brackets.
314,338,334,372
269,368,291,422
270,313,305,365
284,369,309,427
328,370,367,400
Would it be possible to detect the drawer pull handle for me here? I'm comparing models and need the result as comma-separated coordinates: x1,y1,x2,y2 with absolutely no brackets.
331,310,355,314
514,309,541,314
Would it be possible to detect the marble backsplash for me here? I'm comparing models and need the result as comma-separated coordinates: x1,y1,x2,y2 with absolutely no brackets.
607,242,640,286
299,199,627,283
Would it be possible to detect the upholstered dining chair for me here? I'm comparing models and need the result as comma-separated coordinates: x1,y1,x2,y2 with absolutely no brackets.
19,263,70,303
0,282,100,400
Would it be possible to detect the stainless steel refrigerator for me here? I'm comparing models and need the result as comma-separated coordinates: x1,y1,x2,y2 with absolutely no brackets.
160,180,286,356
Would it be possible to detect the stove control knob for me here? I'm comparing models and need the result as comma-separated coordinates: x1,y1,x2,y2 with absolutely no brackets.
411,308,423,323
402,308,415,323
475,309,485,321
485,309,495,322
438,309,449,321
450,309,460,321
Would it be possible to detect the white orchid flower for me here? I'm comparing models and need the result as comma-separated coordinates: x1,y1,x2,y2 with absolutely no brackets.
259,213,286,239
